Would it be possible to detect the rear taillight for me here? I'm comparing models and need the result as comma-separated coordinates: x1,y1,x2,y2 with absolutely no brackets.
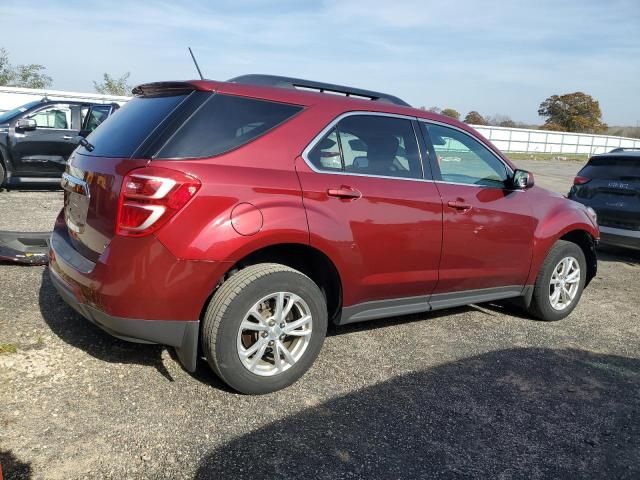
573,176,591,185
116,167,201,237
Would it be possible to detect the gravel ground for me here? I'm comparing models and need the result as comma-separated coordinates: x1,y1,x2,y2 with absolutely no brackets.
1,160,639,479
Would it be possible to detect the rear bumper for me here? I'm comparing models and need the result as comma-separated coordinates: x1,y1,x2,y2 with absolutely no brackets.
49,210,233,371
599,226,640,251
49,266,199,371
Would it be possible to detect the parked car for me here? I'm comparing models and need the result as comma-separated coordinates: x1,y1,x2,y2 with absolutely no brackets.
49,75,599,394
0,98,119,188
568,149,640,250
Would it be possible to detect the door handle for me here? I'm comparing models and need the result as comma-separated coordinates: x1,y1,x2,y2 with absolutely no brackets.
62,135,74,140
327,187,361,199
447,200,472,211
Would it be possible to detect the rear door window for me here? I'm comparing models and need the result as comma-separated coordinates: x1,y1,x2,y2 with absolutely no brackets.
155,95,303,159
307,115,423,179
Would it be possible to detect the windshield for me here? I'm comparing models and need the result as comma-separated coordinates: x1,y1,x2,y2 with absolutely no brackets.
0,101,41,123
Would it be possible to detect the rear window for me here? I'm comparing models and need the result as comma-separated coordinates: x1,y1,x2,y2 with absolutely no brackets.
155,94,302,159
81,93,188,157
580,155,640,180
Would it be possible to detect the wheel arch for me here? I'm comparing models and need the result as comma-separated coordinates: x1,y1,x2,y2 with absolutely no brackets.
203,242,343,323
559,229,597,287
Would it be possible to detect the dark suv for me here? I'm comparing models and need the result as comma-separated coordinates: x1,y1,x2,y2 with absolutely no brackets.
0,99,119,188
49,75,599,394
568,149,640,250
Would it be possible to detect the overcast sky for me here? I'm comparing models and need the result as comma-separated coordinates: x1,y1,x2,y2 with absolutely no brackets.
3,0,639,125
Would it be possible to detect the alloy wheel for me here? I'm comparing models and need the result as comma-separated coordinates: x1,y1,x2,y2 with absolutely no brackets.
236,292,313,376
549,256,581,311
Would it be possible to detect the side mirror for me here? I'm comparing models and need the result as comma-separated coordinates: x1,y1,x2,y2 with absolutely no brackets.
512,169,534,189
16,118,37,131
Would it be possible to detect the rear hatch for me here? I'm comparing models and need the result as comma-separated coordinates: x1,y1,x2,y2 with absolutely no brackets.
572,154,640,231
61,81,304,262
61,82,209,261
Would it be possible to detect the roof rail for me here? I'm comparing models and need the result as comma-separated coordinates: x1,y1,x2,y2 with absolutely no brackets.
610,147,640,153
228,74,411,107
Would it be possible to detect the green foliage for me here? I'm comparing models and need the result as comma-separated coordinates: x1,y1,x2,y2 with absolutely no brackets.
0,343,18,355
539,122,565,132
0,48,12,85
538,92,607,134
463,111,487,125
440,108,460,120
11,64,52,89
93,72,131,96
0,47,53,89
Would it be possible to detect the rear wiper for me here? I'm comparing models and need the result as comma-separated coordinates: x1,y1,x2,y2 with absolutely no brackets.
78,137,94,152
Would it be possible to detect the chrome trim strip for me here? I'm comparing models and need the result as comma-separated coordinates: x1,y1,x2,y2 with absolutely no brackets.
61,172,90,197
299,111,520,191
433,179,523,191
300,111,432,182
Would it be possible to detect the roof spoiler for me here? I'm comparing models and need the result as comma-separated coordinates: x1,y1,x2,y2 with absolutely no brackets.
131,82,200,97
229,74,411,107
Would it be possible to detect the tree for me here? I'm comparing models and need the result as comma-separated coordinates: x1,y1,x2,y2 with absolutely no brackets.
0,48,12,85
94,72,131,96
0,47,53,89
538,92,607,133
538,122,564,132
463,111,487,125
486,114,516,127
427,106,441,114
440,108,460,120
11,64,52,89
498,119,516,128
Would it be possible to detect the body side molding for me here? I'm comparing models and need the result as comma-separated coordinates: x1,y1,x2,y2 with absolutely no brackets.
337,286,526,325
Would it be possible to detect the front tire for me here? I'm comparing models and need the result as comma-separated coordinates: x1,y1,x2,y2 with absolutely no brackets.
527,240,586,321
201,263,327,394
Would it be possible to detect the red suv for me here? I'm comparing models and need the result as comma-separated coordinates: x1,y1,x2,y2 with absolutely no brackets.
49,75,599,394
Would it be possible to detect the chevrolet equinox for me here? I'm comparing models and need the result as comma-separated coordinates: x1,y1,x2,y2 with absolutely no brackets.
49,75,599,394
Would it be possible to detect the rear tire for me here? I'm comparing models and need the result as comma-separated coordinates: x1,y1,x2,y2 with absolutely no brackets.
527,240,586,321
0,160,5,189
201,263,327,394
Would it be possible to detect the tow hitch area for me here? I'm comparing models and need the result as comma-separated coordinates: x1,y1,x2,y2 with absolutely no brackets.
0,231,50,265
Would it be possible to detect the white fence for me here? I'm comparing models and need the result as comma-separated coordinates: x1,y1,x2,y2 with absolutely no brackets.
471,124,640,156
0,86,130,113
